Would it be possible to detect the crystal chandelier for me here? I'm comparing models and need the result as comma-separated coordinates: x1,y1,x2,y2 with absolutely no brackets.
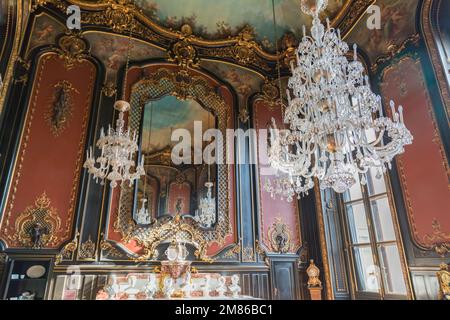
84,100,144,188
265,0,413,201
195,114,216,228
84,17,144,188
195,181,216,228
135,198,152,225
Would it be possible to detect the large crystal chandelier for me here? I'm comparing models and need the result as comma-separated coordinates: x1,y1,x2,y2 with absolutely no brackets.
84,17,144,188
265,0,413,201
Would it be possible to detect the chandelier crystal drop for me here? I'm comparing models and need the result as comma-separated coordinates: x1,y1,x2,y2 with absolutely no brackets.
84,100,145,188
265,0,413,201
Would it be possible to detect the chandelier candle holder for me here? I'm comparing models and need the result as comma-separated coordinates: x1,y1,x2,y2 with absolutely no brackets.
84,100,145,188
265,0,413,201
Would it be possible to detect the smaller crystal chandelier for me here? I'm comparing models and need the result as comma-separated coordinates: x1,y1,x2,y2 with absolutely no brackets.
264,0,413,201
84,100,145,188
135,198,152,225
195,114,216,228
84,20,144,188
195,182,216,228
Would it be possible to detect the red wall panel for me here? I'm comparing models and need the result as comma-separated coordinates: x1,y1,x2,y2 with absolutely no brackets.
381,57,450,249
253,100,302,253
0,53,96,248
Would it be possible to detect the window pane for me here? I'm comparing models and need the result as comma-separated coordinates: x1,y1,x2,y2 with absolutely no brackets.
378,244,407,295
352,246,380,293
367,167,387,196
370,196,396,242
343,173,363,202
346,201,370,244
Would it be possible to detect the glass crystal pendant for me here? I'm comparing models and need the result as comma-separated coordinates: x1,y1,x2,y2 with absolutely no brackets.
84,100,145,188
265,0,413,201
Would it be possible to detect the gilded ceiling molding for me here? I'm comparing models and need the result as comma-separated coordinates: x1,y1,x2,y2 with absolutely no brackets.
370,34,421,73
340,0,377,38
30,0,374,74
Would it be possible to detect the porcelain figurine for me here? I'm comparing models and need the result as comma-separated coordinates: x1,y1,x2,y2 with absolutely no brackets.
201,274,211,298
181,272,193,298
216,276,227,298
229,274,241,298
144,274,158,298
163,277,174,298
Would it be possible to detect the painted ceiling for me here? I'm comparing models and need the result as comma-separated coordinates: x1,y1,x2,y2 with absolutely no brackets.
133,0,347,49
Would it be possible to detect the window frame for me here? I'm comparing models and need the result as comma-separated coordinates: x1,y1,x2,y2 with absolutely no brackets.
337,173,411,300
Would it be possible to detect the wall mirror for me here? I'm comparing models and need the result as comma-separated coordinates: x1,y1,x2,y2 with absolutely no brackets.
133,95,218,229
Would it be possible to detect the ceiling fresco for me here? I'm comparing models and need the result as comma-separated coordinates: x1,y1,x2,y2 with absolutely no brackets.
84,32,165,81
346,0,419,64
200,60,264,100
134,0,347,50
27,14,66,54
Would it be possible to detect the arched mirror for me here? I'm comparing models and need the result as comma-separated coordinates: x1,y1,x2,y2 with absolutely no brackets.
133,95,217,228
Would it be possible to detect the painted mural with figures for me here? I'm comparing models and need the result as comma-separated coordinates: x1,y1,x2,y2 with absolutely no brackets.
135,0,346,49
346,0,419,64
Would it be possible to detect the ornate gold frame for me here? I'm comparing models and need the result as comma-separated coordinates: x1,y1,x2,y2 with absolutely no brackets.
27,0,373,74
107,66,233,261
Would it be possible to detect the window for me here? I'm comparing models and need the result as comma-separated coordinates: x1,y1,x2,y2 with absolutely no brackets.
340,168,408,298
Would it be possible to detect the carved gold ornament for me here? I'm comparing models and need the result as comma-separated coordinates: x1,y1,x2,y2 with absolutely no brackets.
255,240,270,267
424,219,450,257
55,232,79,265
258,79,280,110
238,107,250,123
45,81,79,136
168,25,199,71
222,244,241,259
129,215,213,263
102,82,118,98
14,192,62,248
437,262,450,300
100,240,125,259
104,0,136,33
78,236,96,259
55,33,89,70
306,259,322,288
267,217,292,253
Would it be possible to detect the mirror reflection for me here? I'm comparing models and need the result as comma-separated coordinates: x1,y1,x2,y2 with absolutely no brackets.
134,96,217,227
